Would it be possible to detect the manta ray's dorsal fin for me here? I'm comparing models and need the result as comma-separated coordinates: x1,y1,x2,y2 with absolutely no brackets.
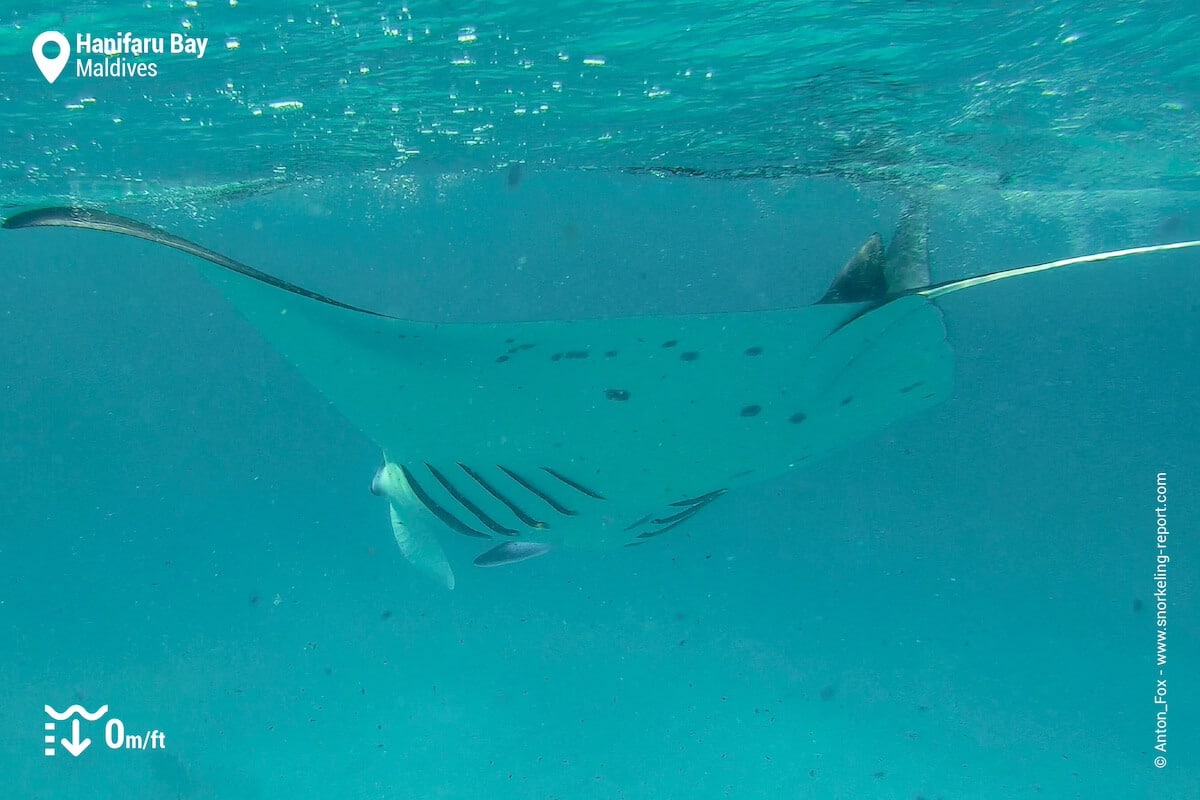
819,202,930,304
819,232,886,304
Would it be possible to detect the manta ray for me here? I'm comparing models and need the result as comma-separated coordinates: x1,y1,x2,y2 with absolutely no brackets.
6,206,1196,589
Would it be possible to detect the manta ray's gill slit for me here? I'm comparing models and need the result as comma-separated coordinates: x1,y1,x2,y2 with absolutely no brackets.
651,503,714,526
635,489,728,539
540,467,606,500
669,489,728,507
398,465,492,540
624,513,653,532
457,463,547,529
424,463,518,536
637,504,709,539
497,466,578,516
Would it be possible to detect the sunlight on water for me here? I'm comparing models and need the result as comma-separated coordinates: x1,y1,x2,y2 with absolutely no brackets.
1,1,1198,209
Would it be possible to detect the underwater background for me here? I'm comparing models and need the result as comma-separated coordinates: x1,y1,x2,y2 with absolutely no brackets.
1,2,1198,798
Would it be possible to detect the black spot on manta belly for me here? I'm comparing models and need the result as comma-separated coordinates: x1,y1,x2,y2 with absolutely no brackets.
605,388,631,401
506,163,524,188
740,405,761,417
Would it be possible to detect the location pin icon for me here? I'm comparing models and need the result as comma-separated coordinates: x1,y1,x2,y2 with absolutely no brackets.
33,31,70,84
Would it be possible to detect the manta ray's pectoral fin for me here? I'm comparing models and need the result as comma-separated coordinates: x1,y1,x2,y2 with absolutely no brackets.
883,201,931,295
819,201,930,304
473,541,554,568
389,504,456,589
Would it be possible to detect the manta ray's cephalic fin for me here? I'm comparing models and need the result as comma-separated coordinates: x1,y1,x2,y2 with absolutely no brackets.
372,460,456,589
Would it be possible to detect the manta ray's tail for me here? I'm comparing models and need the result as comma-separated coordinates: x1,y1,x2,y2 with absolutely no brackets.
819,201,930,304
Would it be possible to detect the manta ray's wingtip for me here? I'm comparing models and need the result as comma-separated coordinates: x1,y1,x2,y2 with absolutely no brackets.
884,200,931,294
3,207,72,229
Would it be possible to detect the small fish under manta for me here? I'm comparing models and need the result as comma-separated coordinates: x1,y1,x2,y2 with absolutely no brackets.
5,206,1198,590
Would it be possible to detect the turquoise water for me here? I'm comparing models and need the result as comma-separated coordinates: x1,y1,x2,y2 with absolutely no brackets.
2,3,1199,799
3,1,1200,206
